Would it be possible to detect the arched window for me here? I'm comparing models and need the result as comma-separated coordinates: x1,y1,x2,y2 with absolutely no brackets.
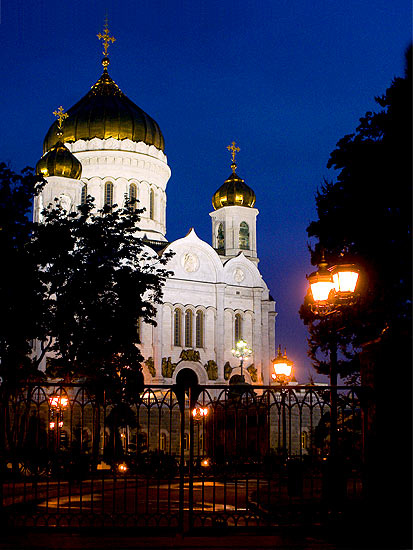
160,432,167,452
149,188,155,219
81,183,87,205
239,222,249,250
129,183,138,210
235,313,242,343
196,310,204,348
217,223,225,250
105,182,113,207
174,308,182,346
185,309,193,347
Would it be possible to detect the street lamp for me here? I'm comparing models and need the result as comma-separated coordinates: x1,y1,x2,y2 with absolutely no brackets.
271,346,294,459
192,406,209,421
49,393,69,450
306,252,360,508
231,339,252,380
271,345,294,385
307,252,359,315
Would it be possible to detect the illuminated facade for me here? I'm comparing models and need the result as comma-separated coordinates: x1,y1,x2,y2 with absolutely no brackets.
34,28,276,386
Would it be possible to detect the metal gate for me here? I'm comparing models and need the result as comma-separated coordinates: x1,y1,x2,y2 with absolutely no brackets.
1,383,366,531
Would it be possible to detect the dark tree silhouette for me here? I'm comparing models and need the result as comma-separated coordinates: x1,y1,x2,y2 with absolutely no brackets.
300,45,412,380
31,196,173,402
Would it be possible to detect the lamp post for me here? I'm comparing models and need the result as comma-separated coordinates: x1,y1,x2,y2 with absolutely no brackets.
272,346,294,459
306,253,360,506
231,339,253,381
49,394,69,451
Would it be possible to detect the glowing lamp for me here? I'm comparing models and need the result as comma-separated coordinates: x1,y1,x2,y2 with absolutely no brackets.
192,407,209,420
118,463,128,473
331,264,359,294
201,458,210,467
272,346,293,384
307,254,334,303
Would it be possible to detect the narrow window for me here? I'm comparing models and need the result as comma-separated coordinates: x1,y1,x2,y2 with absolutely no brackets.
129,182,138,210
199,433,204,451
239,222,249,250
185,310,193,347
235,313,242,343
196,310,204,348
174,308,182,346
183,433,189,452
160,432,167,451
81,183,87,205
105,182,113,207
217,223,225,250
150,189,155,219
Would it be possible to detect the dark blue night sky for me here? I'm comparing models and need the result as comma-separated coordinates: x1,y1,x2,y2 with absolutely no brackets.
1,1,410,381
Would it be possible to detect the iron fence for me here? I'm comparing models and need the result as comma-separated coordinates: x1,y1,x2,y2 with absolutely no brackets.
0,383,367,531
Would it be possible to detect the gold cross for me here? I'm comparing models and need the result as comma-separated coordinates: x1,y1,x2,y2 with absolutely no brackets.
97,17,116,57
53,106,68,129
227,141,240,164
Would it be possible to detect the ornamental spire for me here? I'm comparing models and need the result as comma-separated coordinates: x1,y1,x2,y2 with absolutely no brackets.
97,15,116,70
53,106,68,139
227,141,240,173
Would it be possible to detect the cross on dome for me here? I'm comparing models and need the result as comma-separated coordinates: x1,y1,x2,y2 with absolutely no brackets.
97,16,116,69
227,141,240,173
53,106,68,130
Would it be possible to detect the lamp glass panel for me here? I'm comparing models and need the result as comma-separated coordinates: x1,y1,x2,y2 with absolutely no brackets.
333,271,359,293
273,362,292,377
310,280,334,302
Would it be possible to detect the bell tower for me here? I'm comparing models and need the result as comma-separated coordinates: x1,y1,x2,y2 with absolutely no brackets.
210,142,259,264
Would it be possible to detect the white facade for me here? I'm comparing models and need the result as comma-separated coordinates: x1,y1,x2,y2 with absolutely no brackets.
36,121,276,388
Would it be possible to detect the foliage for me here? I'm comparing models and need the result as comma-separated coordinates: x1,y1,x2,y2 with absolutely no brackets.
0,164,46,389
300,46,412,379
30,196,172,402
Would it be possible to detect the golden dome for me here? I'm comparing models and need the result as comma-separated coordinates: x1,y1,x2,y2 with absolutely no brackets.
212,167,256,210
36,141,82,180
43,70,165,153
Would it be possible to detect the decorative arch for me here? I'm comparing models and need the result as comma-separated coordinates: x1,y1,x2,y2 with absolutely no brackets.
172,362,208,385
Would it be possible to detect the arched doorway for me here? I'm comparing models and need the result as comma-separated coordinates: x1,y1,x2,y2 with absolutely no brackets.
176,368,199,390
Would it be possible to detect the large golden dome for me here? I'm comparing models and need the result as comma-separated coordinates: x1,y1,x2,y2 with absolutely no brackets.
212,167,256,210
36,141,82,180
43,69,165,153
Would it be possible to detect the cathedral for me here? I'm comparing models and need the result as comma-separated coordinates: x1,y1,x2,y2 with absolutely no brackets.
34,25,276,387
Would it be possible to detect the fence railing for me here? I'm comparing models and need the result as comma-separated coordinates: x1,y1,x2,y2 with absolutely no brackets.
1,383,367,531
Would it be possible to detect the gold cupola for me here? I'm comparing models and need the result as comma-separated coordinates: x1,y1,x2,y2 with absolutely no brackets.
42,22,165,154
212,141,256,210
36,107,82,180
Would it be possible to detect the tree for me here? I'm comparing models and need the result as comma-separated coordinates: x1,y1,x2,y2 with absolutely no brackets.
300,46,412,380
0,164,45,388
31,196,173,402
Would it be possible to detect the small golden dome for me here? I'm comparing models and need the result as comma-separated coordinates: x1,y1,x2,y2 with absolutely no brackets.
212,168,256,210
36,141,82,180
43,70,165,153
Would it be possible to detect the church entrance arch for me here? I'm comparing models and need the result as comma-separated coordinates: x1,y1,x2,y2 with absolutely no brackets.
173,361,208,385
